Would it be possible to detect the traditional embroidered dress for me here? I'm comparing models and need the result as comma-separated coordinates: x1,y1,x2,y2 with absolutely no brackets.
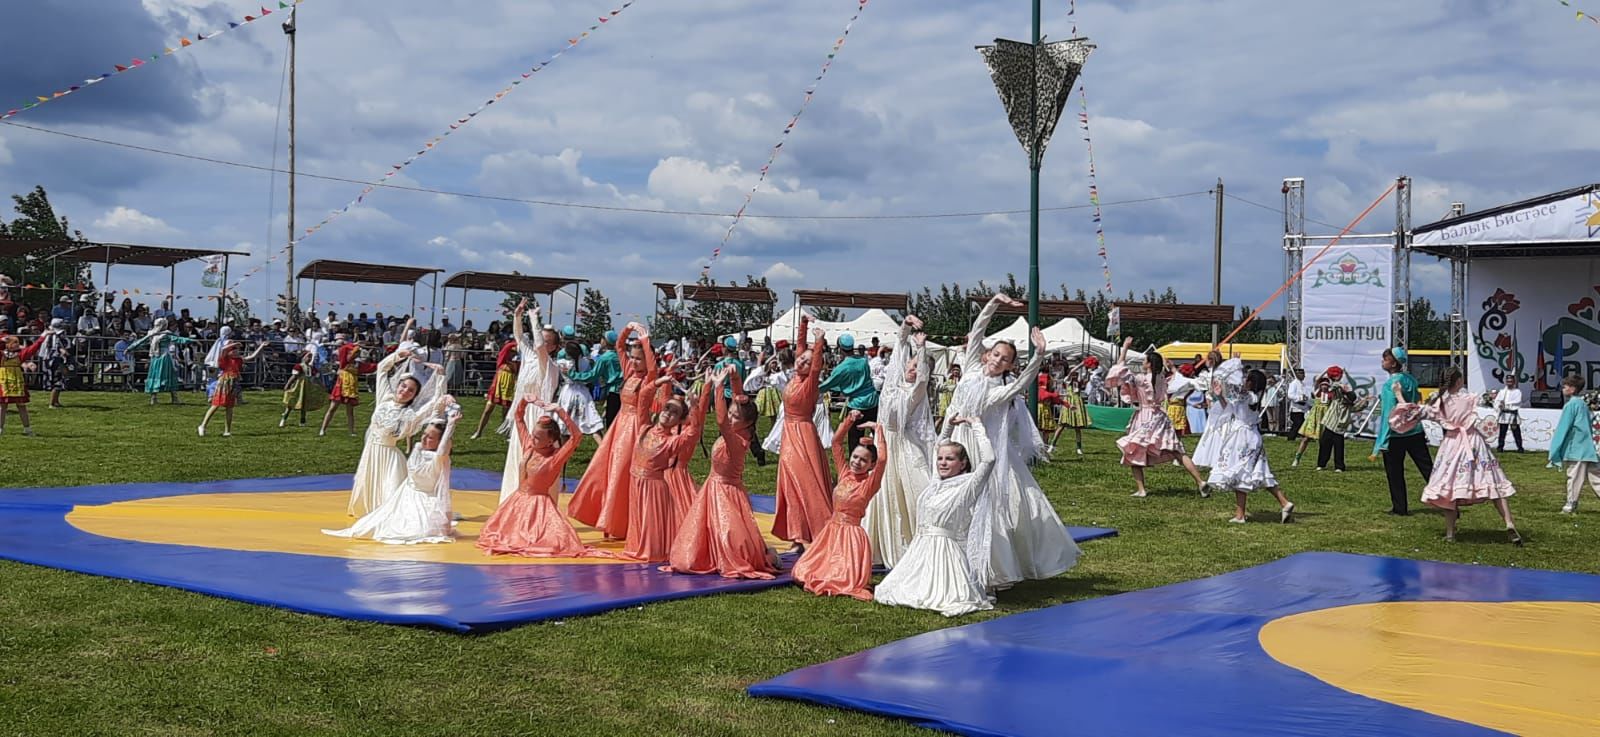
0,337,43,404
664,384,778,579
793,415,887,600
1402,389,1515,509
325,417,458,545
346,351,446,516
568,328,657,538
772,328,835,545
874,429,998,617
864,322,934,569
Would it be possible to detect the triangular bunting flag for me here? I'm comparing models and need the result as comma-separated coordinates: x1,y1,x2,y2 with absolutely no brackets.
180,37,193,46
261,7,273,16
229,21,240,28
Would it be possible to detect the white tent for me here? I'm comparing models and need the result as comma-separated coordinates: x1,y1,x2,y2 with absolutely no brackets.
979,316,1118,360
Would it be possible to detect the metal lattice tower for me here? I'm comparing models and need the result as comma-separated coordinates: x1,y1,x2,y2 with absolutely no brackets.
1282,177,1306,369
1447,201,1469,375
1392,176,1412,350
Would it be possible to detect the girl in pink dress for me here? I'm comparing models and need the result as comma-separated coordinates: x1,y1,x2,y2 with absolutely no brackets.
792,412,888,601
569,322,657,539
478,398,612,557
663,374,710,538
1396,366,1520,544
1105,337,1207,497
664,366,779,579
621,379,709,562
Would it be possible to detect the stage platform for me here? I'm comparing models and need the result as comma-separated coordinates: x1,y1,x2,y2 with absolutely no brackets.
750,552,1600,737
0,471,1116,632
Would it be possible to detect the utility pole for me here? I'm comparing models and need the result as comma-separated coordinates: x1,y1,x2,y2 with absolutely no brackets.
1213,178,1223,346
283,9,298,327
1026,0,1041,411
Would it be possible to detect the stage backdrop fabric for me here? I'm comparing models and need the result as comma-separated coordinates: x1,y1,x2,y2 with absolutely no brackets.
1301,244,1392,400
1467,256,1600,451
1414,190,1600,248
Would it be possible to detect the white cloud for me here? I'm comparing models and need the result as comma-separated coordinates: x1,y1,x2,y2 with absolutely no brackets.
764,261,804,281
91,207,181,242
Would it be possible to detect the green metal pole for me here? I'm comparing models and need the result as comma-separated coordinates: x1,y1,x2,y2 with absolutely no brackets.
1027,0,1042,413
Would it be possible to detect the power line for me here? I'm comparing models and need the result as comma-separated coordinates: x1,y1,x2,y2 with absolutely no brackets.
1221,191,1348,232
1,118,1209,221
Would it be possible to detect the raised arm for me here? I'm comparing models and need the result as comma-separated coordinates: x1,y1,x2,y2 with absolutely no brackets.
637,323,658,380
242,341,269,362
514,397,535,455
373,348,410,403
967,294,1018,361
511,299,533,353
985,328,1047,407
678,377,715,464
833,410,860,476
865,424,889,494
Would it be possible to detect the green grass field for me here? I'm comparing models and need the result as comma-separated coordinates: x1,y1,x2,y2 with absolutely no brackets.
1,391,1595,736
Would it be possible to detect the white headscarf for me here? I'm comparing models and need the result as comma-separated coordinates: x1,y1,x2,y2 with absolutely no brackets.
205,325,232,368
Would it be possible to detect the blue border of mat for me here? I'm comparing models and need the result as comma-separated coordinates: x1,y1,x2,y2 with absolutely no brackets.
0,472,1115,632
750,552,1600,737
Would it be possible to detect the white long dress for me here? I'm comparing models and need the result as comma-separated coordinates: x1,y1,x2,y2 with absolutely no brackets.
555,355,606,436
1190,368,1224,467
874,430,998,617
947,298,1081,592
864,323,934,568
760,366,835,453
1204,359,1279,491
325,421,458,544
500,313,562,503
347,352,446,516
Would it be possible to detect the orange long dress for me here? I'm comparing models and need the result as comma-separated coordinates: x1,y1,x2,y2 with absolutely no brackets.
792,415,887,601
773,329,835,544
478,409,611,557
665,374,778,579
622,414,702,563
665,386,711,538
568,329,656,538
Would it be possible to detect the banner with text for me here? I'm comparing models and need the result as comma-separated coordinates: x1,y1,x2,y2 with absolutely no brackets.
1300,244,1392,401
1414,189,1600,247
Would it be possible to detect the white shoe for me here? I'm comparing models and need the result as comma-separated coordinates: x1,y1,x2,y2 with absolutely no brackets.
222,431,232,438
1199,484,1210,498
1291,459,1299,468
1281,502,1295,523
318,429,326,437
197,424,205,437
22,427,32,437
1561,504,1576,514
278,418,286,428
1228,517,1247,524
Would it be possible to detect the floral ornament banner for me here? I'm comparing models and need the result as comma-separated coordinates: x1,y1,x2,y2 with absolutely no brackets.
976,37,1092,167
706,0,870,278
3,1,309,121
230,0,640,290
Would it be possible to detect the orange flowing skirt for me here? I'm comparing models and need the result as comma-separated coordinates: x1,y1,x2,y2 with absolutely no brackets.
792,518,873,601
664,475,776,579
621,476,674,563
478,490,602,558
568,409,644,538
773,418,833,544
665,467,695,539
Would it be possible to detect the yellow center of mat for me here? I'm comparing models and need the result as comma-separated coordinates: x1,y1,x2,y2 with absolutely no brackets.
66,490,784,566
1259,601,1600,737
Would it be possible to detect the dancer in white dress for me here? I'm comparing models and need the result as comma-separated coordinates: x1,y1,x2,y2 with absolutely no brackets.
555,342,606,436
1190,349,1227,468
864,315,935,568
325,400,461,544
874,419,997,617
500,299,563,504
346,336,448,516
1206,359,1295,524
946,294,1081,592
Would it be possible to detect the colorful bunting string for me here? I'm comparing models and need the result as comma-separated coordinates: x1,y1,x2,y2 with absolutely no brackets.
1069,0,1112,296
3,1,309,121
704,0,871,278
228,0,641,291
1558,0,1600,26
286,1,639,249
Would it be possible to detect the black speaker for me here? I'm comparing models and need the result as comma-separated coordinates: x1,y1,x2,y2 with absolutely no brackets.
1529,389,1565,409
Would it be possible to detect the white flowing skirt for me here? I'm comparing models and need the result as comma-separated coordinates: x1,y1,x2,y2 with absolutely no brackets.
948,422,1081,589
325,480,454,545
863,429,926,568
558,382,605,436
348,442,407,517
1205,416,1279,492
875,533,993,617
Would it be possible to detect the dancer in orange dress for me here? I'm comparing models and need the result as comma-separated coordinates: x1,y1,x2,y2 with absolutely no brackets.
664,365,779,579
477,398,613,557
469,339,519,440
568,322,657,538
197,339,267,438
773,324,835,551
664,372,711,537
319,336,376,437
792,412,888,601
620,378,709,562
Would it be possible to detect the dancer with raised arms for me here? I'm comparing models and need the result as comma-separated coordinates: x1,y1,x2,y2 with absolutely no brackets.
568,321,657,538
664,365,779,580
793,412,888,601
478,398,613,558
863,315,935,569
945,293,1080,593
129,318,196,405
772,324,835,553
621,376,710,563
325,398,461,545
1107,337,1208,498
346,321,448,516
499,300,563,504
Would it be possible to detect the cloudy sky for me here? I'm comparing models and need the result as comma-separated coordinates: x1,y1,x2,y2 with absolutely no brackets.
1,0,1595,327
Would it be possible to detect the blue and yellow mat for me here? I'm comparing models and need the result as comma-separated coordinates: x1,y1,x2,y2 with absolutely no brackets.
750,552,1600,737
0,472,1116,632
